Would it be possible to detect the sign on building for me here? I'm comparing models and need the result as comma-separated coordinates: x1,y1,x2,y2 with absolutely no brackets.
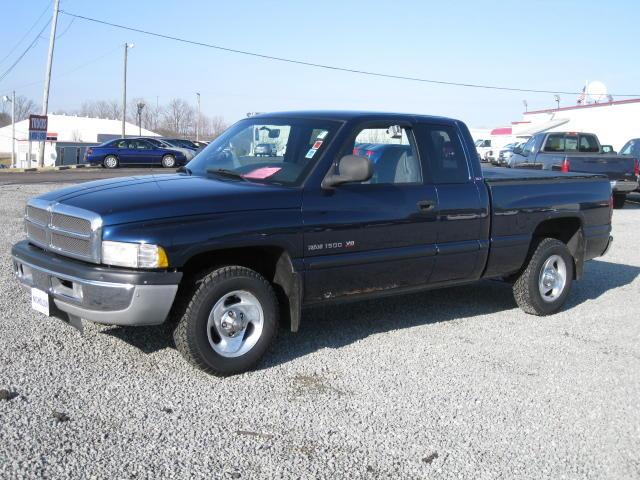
28,114,48,142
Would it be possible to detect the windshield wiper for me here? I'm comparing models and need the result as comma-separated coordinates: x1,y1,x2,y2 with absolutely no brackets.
176,166,192,175
206,168,247,181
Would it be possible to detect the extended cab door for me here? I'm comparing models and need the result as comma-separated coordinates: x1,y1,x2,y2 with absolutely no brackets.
413,122,489,284
301,122,438,303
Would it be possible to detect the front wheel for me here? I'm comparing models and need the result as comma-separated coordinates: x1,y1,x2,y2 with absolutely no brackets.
173,266,279,376
613,194,626,209
161,155,176,168
513,238,574,315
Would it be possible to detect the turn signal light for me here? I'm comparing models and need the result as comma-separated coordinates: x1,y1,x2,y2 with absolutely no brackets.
561,158,570,172
634,158,639,176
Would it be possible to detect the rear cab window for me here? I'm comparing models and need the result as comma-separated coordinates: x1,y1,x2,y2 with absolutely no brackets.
414,123,470,183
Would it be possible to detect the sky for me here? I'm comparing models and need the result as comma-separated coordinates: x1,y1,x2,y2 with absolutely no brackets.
0,0,637,129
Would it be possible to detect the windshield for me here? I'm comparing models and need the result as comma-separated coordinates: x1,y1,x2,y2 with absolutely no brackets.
186,117,340,186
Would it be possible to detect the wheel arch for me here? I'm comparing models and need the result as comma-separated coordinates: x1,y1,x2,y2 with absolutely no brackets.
179,246,302,332
530,215,584,279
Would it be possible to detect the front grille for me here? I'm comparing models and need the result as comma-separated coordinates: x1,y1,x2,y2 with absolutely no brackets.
26,206,49,225
51,213,91,234
24,200,101,263
50,232,92,256
26,222,47,244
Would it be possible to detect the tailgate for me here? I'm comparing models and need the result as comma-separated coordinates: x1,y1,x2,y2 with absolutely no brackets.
565,155,637,181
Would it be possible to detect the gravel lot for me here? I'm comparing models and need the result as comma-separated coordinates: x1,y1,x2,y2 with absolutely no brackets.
1,182,639,479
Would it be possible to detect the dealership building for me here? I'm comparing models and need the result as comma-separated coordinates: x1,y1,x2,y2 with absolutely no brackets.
482,97,640,153
0,114,159,167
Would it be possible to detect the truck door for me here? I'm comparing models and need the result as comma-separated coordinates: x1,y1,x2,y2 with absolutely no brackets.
301,123,438,303
413,123,489,284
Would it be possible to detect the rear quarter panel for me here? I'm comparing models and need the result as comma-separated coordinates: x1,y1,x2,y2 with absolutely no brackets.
483,176,611,278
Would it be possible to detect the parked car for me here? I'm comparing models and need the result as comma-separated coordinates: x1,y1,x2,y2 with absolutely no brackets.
496,141,527,167
13,111,613,376
163,138,200,151
85,138,188,168
620,138,640,191
509,132,639,208
254,143,278,156
138,137,196,161
475,138,492,162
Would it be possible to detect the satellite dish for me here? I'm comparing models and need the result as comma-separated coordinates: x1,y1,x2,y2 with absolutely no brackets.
586,81,608,103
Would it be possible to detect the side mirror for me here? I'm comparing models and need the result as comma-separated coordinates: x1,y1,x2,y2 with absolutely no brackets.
322,155,373,189
512,146,523,155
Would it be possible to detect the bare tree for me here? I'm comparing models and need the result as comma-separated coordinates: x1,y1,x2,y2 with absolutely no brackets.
161,98,195,137
12,96,38,122
0,112,10,128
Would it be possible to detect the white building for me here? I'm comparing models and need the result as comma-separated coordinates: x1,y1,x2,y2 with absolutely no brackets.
481,98,640,152
0,114,159,167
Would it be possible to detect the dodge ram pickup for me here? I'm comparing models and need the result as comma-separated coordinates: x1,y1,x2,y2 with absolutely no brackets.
509,131,639,208
12,111,614,376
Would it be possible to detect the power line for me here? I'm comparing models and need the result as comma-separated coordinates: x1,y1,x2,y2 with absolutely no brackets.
0,20,51,84
59,10,640,98
0,1,52,67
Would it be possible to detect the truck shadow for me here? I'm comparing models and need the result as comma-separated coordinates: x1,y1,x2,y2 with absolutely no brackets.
102,260,639,362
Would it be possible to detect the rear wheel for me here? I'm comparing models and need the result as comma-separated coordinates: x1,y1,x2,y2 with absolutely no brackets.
173,266,279,376
161,155,176,168
613,194,626,209
103,155,118,169
513,238,574,315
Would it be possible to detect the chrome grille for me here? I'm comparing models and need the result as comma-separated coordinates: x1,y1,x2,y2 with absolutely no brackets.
26,222,47,244
51,213,91,234
24,199,102,263
26,206,49,225
50,232,92,256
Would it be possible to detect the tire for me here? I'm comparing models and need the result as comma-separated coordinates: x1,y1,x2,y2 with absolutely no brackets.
613,194,626,209
513,238,574,316
161,155,176,168
103,155,119,169
173,266,279,376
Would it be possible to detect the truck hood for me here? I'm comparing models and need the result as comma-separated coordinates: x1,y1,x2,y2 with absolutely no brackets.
37,174,301,226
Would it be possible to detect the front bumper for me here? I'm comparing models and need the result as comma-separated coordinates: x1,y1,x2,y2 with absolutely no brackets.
12,240,182,327
610,179,638,193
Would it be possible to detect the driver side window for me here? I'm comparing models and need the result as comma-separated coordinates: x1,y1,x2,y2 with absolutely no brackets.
350,126,422,184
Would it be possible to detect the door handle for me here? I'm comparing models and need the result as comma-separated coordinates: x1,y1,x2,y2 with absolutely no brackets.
417,200,436,211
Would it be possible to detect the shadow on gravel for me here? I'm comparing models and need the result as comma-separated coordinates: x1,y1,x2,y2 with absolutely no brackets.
101,261,639,366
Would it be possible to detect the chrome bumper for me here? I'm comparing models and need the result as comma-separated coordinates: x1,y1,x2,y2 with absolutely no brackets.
13,257,178,327
610,180,638,193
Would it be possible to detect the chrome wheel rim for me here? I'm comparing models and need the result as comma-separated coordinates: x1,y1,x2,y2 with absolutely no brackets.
207,290,264,358
163,156,175,167
105,157,117,168
538,254,567,302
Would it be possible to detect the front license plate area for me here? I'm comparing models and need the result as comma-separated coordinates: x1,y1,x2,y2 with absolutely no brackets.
31,288,50,316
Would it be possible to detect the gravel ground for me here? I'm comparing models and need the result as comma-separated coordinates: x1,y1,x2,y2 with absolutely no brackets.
1,184,639,479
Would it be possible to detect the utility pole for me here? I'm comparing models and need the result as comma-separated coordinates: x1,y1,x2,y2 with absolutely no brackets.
136,101,145,136
196,92,201,141
11,91,15,168
38,0,60,167
122,43,134,138
554,95,560,111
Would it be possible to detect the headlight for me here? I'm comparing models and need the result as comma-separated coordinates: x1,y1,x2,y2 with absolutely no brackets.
101,241,169,268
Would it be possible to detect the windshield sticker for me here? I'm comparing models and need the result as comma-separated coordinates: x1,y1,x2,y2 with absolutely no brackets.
312,140,323,149
242,167,282,179
305,148,317,159
317,131,328,140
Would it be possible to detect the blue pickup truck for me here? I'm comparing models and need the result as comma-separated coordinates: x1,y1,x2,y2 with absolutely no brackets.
12,111,614,375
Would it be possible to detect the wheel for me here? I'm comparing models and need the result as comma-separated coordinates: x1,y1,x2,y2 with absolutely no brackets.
513,238,574,315
161,155,176,168
103,155,119,169
613,194,626,209
173,266,279,376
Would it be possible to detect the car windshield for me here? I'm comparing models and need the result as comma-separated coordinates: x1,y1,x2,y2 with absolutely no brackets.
186,117,340,186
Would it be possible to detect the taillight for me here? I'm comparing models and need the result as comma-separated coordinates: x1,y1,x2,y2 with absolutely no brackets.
365,150,375,158
352,148,358,155
561,158,570,172
634,158,639,177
